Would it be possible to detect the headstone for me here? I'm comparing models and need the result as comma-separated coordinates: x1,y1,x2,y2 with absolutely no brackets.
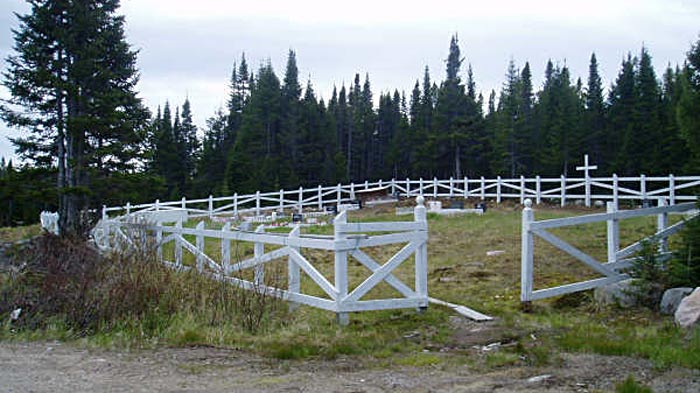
428,201,442,212
450,200,464,209
292,213,303,223
641,199,654,209
474,202,487,213
325,204,338,215
660,287,694,315
675,287,700,328
593,279,637,308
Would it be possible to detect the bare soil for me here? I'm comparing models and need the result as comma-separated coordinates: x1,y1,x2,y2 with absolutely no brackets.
1,341,698,393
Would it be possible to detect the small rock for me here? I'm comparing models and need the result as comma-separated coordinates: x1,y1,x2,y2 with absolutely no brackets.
594,200,605,208
486,250,505,257
660,287,694,315
10,308,21,321
439,276,455,283
527,374,552,383
481,342,501,352
593,279,637,308
675,287,700,328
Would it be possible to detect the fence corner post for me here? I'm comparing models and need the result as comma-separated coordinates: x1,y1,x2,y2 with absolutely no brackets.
521,199,534,306
208,195,214,219
175,219,183,267
156,219,163,261
607,201,619,264
414,195,429,312
288,225,301,311
333,210,349,325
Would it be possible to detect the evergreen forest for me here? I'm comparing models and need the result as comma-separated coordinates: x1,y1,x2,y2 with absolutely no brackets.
2,1,700,229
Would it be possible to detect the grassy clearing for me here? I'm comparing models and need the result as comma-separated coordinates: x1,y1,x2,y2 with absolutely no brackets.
1,200,698,371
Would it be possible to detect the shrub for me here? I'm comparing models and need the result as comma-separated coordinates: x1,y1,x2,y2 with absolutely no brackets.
627,241,667,310
669,214,700,288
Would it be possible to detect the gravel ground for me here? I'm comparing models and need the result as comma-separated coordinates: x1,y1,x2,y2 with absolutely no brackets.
1,341,699,392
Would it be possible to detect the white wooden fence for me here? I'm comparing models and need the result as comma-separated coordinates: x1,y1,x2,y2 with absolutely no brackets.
101,175,700,221
521,198,699,303
94,197,430,325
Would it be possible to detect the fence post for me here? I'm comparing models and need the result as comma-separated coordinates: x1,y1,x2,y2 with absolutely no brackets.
433,177,438,198
155,199,160,212
233,193,238,218
536,176,541,205
334,210,349,325
449,177,454,197
414,196,428,312
298,186,303,213
156,220,163,262
256,191,261,217
560,175,566,207
390,178,396,196
125,202,131,217
464,176,469,199
520,175,525,205
585,171,591,208
480,176,485,200
496,176,502,204
102,205,107,221
196,221,205,272
279,189,284,211
337,184,342,206
350,182,355,200
318,185,323,210
612,174,619,207
365,180,369,190
221,222,231,273
657,198,669,253
175,219,183,266
254,226,265,287
208,195,213,219
669,175,676,205
181,197,186,210
288,225,301,311
406,178,410,197
419,178,424,196
521,199,534,305
641,175,647,203
607,202,619,263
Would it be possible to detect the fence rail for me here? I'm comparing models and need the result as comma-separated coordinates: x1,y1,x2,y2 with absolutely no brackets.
101,175,700,221
94,197,430,324
521,198,698,302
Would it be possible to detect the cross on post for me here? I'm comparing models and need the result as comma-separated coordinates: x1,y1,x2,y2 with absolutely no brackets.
576,154,598,207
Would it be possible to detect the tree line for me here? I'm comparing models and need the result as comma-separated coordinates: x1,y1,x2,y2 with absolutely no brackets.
1,1,700,230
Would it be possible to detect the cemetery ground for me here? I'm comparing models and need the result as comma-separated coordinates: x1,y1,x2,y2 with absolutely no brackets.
1,202,700,392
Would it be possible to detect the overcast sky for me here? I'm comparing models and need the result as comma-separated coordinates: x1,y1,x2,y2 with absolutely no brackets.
1,0,699,163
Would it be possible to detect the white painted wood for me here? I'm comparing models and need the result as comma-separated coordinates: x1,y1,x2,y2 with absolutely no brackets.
175,220,182,266
536,176,542,204
428,297,492,321
497,176,502,203
253,226,265,286
288,226,301,311
345,242,418,303
530,275,627,301
560,175,566,207
221,222,231,273
196,221,205,272
334,210,349,325
351,249,416,298
607,202,619,263
658,198,669,253
414,196,428,309
533,229,617,277
521,199,534,303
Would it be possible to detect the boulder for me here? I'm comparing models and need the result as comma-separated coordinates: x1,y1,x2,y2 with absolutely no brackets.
660,287,694,315
675,287,700,328
593,279,637,308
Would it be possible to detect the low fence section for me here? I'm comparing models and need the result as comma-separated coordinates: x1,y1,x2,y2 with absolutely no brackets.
521,198,698,303
95,197,430,325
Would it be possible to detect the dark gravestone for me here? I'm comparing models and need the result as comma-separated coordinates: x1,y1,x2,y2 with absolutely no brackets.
292,213,303,223
325,204,338,215
450,200,464,209
352,199,363,209
641,199,653,209
475,202,487,212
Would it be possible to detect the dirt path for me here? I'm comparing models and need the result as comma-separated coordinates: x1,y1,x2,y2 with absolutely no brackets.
1,341,698,392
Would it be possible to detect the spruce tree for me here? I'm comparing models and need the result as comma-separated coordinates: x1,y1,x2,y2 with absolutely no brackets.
678,37,700,171
1,0,148,234
583,53,606,165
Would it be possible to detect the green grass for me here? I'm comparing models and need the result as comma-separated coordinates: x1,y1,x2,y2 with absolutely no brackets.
1,200,698,370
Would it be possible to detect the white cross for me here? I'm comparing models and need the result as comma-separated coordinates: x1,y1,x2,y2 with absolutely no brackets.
576,154,597,178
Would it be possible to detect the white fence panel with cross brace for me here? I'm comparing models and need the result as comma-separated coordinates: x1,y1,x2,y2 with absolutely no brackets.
520,198,699,303
94,197,430,325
